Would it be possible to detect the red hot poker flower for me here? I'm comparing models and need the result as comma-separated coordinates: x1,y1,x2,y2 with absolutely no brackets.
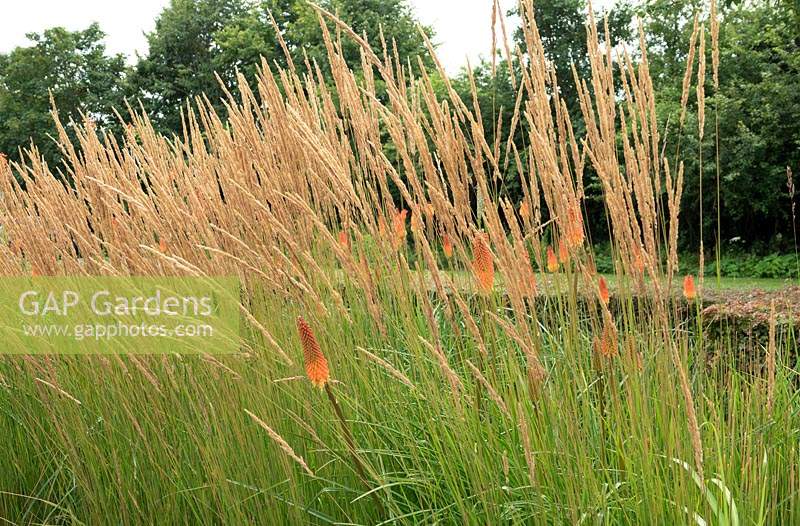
472,233,494,295
296,316,330,389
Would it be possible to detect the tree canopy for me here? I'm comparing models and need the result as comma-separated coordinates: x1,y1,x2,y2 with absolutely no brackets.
0,23,126,168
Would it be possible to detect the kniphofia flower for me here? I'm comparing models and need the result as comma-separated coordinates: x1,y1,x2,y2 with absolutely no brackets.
565,204,584,249
159,237,168,253
558,242,569,264
338,229,349,250
598,277,610,305
296,316,330,389
392,209,407,250
442,233,453,258
472,232,494,295
546,246,558,273
683,275,697,301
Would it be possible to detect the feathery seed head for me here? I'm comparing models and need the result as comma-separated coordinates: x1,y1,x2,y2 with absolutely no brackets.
410,210,422,232
378,216,388,238
594,322,619,359
519,201,530,221
425,202,435,219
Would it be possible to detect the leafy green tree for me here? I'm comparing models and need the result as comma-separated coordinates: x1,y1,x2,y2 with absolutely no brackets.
442,0,633,230
514,0,634,118
646,0,800,250
130,0,254,134
131,0,433,134
0,24,127,167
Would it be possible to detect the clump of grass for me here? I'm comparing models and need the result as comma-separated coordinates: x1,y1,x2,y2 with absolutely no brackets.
0,2,795,524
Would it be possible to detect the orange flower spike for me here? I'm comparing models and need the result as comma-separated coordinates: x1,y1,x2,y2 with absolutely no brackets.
296,316,330,389
159,237,168,254
442,233,453,258
546,246,559,273
338,229,349,250
566,205,585,248
472,233,495,295
598,277,610,305
683,275,697,301
558,242,569,265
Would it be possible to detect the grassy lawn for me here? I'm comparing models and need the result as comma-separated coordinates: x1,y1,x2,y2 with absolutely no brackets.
701,275,796,291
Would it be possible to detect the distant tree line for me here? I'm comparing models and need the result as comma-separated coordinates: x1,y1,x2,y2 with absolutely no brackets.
0,0,798,252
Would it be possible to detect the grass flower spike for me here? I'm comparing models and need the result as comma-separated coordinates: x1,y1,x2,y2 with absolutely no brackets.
519,201,530,221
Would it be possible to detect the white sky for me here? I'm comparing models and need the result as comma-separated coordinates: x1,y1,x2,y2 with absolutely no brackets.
0,0,527,75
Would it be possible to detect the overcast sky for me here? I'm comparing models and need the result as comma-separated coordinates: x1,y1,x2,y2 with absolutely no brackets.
0,0,526,75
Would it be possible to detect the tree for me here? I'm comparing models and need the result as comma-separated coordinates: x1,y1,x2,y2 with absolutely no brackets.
514,0,634,118
0,24,127,168
129,0,254,134
131,0,434,135
645,0,800,250
442,0,633,232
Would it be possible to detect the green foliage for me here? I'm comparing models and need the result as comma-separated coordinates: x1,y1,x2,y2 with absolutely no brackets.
593,242,799,279
513,0,634,118
131,0,434,134
129,0,255,134
646,0,800,250
706,252,799,279
0,24,127,168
